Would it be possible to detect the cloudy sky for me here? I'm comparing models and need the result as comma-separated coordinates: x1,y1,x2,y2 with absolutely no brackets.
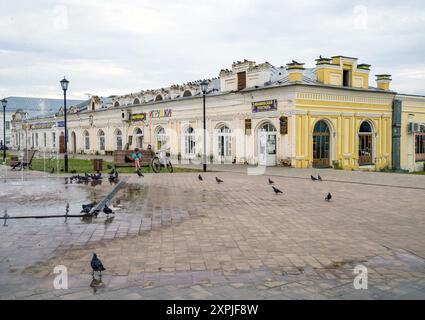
0,0,424,99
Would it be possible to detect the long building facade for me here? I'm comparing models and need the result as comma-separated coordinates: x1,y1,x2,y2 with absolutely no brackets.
10,55,425,172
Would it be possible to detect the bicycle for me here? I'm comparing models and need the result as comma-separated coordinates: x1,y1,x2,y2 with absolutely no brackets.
150,150,173,173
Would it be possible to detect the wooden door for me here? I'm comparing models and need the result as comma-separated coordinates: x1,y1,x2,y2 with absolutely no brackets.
358,134,373,165
313,121,330,168
59,134,65,153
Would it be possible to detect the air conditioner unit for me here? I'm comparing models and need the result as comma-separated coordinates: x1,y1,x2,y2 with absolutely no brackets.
121,110,131,121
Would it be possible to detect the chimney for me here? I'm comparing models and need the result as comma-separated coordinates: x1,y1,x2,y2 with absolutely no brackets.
286,61,305,82
376,74,392,91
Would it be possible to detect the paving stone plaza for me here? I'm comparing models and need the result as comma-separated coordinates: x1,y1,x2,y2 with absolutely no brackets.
1,165,425,300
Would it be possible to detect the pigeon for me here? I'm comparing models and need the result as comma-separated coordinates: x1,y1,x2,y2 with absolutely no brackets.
103,205,113,215
215,177,223,183
90,253,106,277
81,202,95,214
91,172,102,180
325,193,332,201
311,175,318,181
198,174,203,181
317,174,322,181
268,178,274,184
136,170,144,177
108,170,118,181
272,186,283,194
81,206,92,214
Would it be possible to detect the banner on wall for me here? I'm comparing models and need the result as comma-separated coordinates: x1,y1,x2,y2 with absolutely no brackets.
245,119,252,135
149,109,172,119
131,113,147,122
280,116,288,135
30,122,55,130
252,100,277,113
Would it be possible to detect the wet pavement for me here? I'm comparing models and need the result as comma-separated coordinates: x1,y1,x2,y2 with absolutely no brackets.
1,168,425,299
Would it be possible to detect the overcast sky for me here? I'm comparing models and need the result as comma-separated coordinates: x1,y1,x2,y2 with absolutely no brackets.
0,0,424,99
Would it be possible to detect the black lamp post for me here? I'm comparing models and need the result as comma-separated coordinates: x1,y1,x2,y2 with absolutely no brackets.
1,99,7,163
200,80,208,172
60,77,69,173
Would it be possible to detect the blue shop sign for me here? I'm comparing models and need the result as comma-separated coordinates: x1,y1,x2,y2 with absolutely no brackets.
57,121,65,128
252,99,277,113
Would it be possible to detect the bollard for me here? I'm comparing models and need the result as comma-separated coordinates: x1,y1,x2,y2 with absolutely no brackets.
3,209,8,227
65,203,69,222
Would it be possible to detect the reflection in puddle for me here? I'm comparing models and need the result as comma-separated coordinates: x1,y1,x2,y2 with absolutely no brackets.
0,178,115,225
89,277,105,293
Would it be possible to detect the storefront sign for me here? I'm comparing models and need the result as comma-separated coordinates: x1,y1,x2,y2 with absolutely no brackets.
252,100,277,113
57,121,65,128
31,122,55,130
131,113,147,122
149,109,172,119
245,119,252,135
279,116,288,135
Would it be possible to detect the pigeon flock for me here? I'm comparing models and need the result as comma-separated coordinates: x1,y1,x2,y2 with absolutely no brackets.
82,170,332,279
198,173,332,202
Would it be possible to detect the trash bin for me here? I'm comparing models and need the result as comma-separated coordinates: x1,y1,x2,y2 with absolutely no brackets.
93,159,103,172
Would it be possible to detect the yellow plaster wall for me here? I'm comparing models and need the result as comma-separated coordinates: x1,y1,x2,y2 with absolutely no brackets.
294,98,392,170
400,99,425,171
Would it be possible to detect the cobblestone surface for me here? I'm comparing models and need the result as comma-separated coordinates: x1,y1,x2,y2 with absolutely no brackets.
1,167,425,299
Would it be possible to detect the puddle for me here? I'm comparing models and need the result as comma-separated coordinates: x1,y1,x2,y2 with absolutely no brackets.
0,178,115,224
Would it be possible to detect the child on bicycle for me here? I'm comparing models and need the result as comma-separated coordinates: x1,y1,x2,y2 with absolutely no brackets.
132,148,142,172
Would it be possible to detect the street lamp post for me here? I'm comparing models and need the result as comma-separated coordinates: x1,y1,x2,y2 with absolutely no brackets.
1,99,7,163
60,77,69,173
200,80,208,172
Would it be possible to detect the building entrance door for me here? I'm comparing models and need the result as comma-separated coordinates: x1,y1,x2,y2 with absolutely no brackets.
313,120,330,168
59,133,65,154
257,122,277,166
358,121,374,165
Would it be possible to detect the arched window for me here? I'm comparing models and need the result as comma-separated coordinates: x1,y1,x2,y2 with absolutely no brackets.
217,125,231,158
84,130,90,150
114,101,120,107
134,128,143,148
98,130,105,151
133,98,140,105
155,126,166,151
184,126,195,156
183,90,192,97
52,132,56,148
359,121,374,165
359,121,372,133
259,122,277,132
155,95,163,101
115,129,123,150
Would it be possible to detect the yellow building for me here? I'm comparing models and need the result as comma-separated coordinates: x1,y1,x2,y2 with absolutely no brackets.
280,56,395,170
11,55,425,172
